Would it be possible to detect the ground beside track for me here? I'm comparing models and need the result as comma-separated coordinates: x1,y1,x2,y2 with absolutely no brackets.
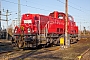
0,40,13,53
0,35,90,60
80,49,90,60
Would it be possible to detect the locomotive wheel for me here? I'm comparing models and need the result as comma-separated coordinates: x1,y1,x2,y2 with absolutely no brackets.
46,38,49,45
70,39,73,44
12,36,19,47
18,41,24,48
57,39,60,46
17,37,24,48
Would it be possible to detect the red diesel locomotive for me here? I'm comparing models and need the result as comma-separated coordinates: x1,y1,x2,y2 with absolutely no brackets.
12,11,78,48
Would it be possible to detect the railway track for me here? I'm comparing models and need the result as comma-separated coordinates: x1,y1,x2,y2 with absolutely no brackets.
77,48,90,60
0,35,90,60
0,39,60,60
0,47,21,54
0,46,60,60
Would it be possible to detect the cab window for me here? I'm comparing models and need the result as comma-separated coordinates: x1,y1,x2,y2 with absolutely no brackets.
58,14,63,19
68,17,72,21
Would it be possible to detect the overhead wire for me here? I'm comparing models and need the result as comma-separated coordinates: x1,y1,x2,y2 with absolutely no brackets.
2,0,90,23
57,0,90,22
1,0,51,12
57,0,90,30
57,0,87,13
25,0,63,10
2,0,89,15
68,1,90,12
1,0,90,30
1,0,52,21
57,0,90,19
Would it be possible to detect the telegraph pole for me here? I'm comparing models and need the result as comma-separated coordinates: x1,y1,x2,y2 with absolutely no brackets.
80,22,81,36
0,1,1,30
1,9,11,39
65,0,70,48
6,10,8,40
18,0,21,26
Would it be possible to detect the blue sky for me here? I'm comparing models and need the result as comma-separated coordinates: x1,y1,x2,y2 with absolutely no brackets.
1,0,90,30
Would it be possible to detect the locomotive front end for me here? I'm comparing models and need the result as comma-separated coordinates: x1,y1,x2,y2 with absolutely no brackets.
21,14,37,34
13,13,39,48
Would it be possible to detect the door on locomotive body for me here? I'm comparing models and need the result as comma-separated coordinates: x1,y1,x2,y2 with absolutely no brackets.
57,13,65,34
68,15,79,43
34,14,40,34
68,15,75,34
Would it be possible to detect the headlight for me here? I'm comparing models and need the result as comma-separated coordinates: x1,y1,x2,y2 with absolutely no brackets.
28,28,30,33
15,29,17,33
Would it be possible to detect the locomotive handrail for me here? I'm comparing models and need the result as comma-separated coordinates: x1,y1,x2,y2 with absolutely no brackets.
44,21,49,37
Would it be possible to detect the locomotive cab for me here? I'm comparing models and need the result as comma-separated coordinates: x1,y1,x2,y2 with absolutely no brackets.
49,11,78,44
49,11,65,19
